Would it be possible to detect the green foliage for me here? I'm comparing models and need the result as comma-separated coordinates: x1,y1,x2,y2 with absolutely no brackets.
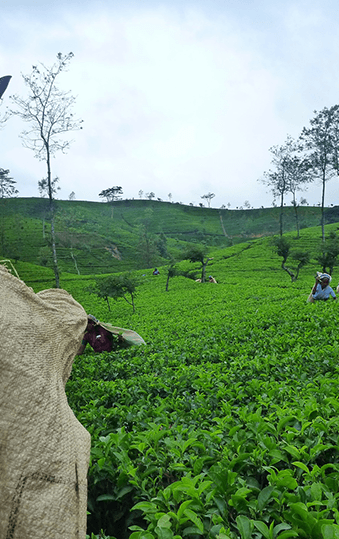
182,245,213,282
93,274,138,312
182,245,208,264
0,168,18,198
272,236,309,282
317,232,339,274
272,236,290,263
10,220,339,538
0,197,331,275
99,186,123,202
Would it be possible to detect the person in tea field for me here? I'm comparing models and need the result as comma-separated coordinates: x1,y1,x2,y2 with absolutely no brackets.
153,268,160,275
308,272,337,302
77,315,119,354
195,275,218,283
77,314,146,354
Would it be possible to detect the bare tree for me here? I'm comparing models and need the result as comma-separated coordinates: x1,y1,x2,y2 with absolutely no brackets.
259,139,293,236
201,192,215,208
259,136,313,237
300,106,339,241
10,52,83,287
330,106,339,176
288,155,313,238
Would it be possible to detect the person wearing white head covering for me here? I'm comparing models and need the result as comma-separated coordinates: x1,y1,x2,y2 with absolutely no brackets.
308,272,337,302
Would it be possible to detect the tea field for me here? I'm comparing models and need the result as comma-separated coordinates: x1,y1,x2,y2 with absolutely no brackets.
1,197,335,275
17,227,339,539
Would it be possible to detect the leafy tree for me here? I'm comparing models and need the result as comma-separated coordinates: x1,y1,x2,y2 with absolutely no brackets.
300,105,339,241
165,262,197,291
0,168,18,255
138,189,143,198
98,186,123,202
259,136,310,236
316,231,339,275
146,192,155,200
69,191,76,200
94,274,138,312
182,245,213,283
38,176,60,198
273,236,309,282
10,52,83,288
99,186,123,218
168,193,172,202
0,169,18,198
201,192,215,208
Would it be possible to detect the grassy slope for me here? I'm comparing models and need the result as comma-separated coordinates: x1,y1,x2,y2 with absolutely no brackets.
1,197,338,275
62,226,338,538
5,223,339,538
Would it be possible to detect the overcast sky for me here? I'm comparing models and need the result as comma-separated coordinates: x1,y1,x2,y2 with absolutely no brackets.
1,0,339,208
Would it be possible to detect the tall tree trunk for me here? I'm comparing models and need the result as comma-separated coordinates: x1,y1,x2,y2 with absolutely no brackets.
46,149,60,288
0,199,5,255
70,247,80,275
292,195,300,239
50,207,60,288
279,193,284,237
321,169,326,242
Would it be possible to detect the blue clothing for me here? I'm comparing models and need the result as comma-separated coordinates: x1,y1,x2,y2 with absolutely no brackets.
312,283,336,300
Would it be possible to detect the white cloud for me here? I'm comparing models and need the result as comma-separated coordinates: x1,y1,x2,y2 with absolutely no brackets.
1,0,339,209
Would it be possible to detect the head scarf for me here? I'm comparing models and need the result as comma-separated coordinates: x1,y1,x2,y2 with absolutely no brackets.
87,314,99,323
317,272,332,283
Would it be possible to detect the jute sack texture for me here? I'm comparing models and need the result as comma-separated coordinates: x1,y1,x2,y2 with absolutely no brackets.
0,266,91,539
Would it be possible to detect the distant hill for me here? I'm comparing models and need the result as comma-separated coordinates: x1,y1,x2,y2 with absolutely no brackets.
0,197,338,275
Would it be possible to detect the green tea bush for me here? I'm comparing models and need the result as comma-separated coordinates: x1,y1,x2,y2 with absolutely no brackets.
20,227,339,538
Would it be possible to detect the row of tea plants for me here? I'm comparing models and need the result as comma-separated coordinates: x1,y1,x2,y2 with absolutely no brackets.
23,229,339,539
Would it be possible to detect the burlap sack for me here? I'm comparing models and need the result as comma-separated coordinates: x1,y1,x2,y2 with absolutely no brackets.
0,265,91,539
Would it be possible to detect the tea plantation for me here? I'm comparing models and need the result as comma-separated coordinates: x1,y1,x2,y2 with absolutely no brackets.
14,225,339,539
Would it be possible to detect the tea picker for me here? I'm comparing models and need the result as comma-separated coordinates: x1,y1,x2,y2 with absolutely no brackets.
307,272,337,302
77,314,146,354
